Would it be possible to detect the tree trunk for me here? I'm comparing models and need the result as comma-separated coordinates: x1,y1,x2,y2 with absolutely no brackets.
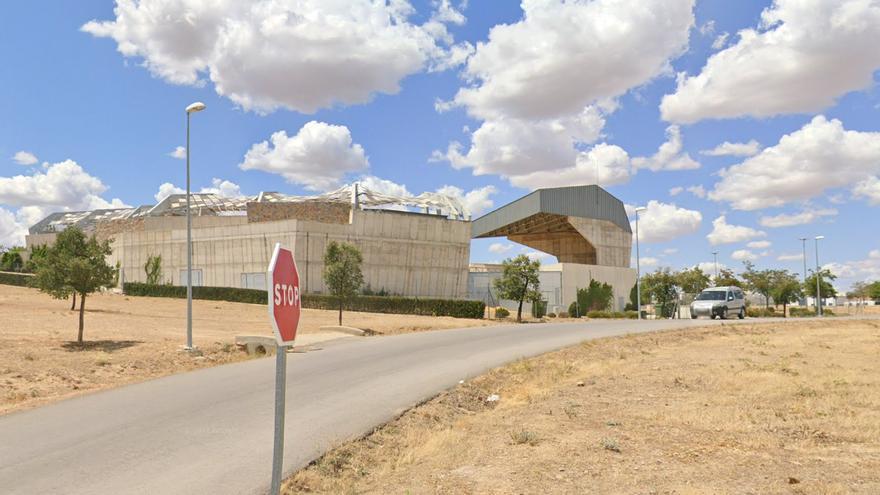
783,301,787,318
77,293,86,343
70,292,76,311
338,298,343,326
516,298,523,322
765,295,770,309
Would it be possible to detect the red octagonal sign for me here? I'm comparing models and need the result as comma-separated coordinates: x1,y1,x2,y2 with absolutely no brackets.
267,243,301,346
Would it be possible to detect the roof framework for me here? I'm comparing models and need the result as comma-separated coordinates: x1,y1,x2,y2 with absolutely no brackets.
472,185,631,267
28,182,469,235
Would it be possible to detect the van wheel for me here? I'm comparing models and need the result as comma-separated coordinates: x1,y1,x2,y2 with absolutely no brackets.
691,314,698,319
738,308,745,319
719,308,728,320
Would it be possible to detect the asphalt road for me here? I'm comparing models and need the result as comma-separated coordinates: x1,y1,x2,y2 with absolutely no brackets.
0,317,788,494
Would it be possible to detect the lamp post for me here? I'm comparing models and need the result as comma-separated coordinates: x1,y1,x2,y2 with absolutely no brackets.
634,206,646,320
799,237,808,307
712,251,719,284
185,101,206,350
815,235,824,316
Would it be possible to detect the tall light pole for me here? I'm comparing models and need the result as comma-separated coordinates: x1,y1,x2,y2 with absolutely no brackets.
635,206,646,320
185,101,206,350
815,235,824,316
712,251,719,284
799,237,808,306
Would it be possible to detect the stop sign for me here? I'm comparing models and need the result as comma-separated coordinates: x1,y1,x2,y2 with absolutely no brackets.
267,243,301,346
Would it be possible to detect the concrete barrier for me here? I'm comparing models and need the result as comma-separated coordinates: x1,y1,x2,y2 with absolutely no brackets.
234,335,277,356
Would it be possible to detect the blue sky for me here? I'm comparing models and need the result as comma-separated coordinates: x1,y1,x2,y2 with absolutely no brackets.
2,0,879,291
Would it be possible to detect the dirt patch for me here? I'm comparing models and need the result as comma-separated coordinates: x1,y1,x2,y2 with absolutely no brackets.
284,319,880,494
0,285,496,414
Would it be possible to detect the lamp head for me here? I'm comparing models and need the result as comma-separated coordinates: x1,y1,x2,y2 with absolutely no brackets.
634,206,647,213
815,235,825,240
186,102,207,113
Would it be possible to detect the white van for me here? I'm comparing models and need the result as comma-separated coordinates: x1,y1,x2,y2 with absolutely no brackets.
690,286,746,319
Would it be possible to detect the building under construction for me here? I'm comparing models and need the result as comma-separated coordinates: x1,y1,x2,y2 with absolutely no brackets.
26,185,472,299
26,184,636,309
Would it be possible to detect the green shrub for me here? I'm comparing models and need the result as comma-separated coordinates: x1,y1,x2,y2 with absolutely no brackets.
494,307,510,318
587,310,612,319
556,311,570,318
624,310,639,319
531,299,547,318
0,271,34,287
123,282,485,319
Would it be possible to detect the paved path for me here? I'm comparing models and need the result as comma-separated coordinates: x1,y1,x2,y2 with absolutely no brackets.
0,317,797,494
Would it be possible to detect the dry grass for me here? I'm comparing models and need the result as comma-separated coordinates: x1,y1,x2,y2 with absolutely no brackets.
0,285,495,414
284,319,880,494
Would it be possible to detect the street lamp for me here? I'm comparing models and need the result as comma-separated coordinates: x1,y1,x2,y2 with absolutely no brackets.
815,235,824,317
712,251,719,284
799,237,808,306
634,206,646,320
185,101,206,350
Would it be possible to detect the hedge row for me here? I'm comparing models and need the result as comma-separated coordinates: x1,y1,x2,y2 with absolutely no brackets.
123,282,485,319
0,271,34,287
746,307,784,318
586,310,639,319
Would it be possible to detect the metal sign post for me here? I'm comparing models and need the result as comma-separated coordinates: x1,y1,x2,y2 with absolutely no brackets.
270,347,287,494
266,243,301,495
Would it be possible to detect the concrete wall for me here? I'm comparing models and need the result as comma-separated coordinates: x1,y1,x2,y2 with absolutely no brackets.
567,217,632,268
545,263,637,312
106,209,471,299
467,262,636,314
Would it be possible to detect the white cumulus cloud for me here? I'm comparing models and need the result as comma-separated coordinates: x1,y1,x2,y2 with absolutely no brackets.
12,151,38,165
706,215,766,245
700,140,761,157
709,116,880,210
168,146,186,160
853,176,880,205
759,208,838,228
488,242,514,255
661,0,880,123
731,249,758,262
154,178,243,203
747,240,772,249
436,184,497,218
631,125,700,172
628,200,702,243
83,0,466,114
0,208,28,246
240,121,368,191
453,0,694,120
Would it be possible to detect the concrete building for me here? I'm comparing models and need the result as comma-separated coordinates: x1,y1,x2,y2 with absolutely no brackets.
26,183,636,310
26,185,472,299
468,185,637,313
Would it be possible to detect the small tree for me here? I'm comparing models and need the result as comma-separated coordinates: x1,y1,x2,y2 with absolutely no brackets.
493,255,541,322
676,267,711,294
869,281,880,302
641,268,679,318
33,227,116,343
804,268,838,300
25,244,49,273
0,246,25,272
144,254,163,285
714,268,743,288
741,261,774,308
323,241,364,325
769,270,803,317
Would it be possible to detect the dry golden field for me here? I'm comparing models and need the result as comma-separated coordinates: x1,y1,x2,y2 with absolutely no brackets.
286,319,880,495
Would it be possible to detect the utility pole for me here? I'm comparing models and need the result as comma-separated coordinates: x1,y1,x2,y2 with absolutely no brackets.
635,206,646,320
815,235,824,316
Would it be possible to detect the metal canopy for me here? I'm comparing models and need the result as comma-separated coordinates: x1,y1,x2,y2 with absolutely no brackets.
471,185,631,239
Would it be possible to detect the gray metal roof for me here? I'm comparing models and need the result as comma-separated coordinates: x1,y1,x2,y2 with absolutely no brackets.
471,185,631,238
